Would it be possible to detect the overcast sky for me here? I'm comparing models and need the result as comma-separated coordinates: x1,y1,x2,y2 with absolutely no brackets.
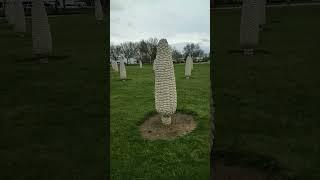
110,0,210,53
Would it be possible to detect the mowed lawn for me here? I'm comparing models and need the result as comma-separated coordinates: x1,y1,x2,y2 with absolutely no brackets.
0,15,107,179
213,5,320,179
110,63,210,179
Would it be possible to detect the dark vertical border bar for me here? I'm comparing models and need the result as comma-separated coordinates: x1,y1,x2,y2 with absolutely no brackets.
210,0,215,179
105,0,110,178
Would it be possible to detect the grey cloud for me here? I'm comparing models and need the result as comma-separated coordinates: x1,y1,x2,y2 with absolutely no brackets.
111,0,210,47
201,38,210,42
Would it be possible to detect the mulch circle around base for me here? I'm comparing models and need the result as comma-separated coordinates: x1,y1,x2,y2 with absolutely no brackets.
139,112,197,140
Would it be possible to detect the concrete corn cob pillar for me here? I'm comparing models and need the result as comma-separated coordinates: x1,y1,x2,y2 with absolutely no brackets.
153,58,156,71
190,56,193,70
95,0,103,22
257,0,266,30
32,0,52,60
111,61,115,71
139,60,142,68
112,61,118,72
14,0,26,34
110,61,115,71
119,58,127,80
114,61,119,72
154,39,177,125
185,56,192,79
240,0,259,56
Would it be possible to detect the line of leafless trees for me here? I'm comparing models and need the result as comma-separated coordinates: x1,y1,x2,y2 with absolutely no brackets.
110,38,208,64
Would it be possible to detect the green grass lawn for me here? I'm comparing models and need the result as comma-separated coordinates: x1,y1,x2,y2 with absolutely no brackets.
110,63,210,179
213,5,320,179
0,15,107,179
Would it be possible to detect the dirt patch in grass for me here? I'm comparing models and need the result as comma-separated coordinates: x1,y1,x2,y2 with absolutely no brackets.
139,112,197,140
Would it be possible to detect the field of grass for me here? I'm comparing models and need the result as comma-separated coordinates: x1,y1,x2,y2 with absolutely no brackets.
0,15,107,179
110,63,210,179
213,5,320,179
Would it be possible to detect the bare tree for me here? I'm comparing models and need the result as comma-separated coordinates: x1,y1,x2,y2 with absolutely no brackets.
120,42,137,64
171,47,183,63
135,38,159,64
137,40,150,64
146,38,158,62
183,43,204,59
133,42,142,62
110,44,121,61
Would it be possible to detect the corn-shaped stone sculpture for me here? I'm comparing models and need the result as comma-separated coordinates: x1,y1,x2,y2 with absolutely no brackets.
152,58,156,71
119,58,127,80
112,61,118,72
114,61,119,72
257,0,266,29
111,61,115,70
190,56,193,70
32,0,52,57
14,0,26,33
154,39,177,125
240,0,259,55
95,0,103,22
185,55,192,79
110,60,115,71
139,60,142,68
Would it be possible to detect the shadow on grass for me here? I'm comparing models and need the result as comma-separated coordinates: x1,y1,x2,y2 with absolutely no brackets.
116,78,133,82
214,149,297,180
181,76,196,80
